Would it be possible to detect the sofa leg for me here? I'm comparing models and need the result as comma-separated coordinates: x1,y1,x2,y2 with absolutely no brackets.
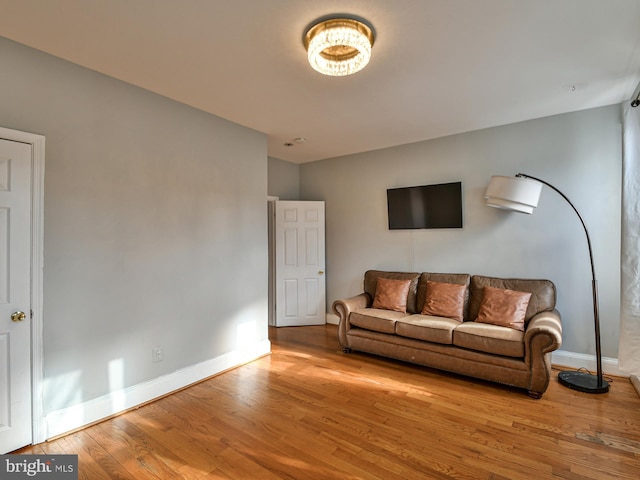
342,347,352,354
528,390,542,399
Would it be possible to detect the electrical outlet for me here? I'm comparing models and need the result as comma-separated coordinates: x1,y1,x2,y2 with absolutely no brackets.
152,346,164,363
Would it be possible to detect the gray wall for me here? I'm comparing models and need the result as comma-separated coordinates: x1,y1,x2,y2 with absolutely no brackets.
0,37,269,414
301,105,622,358
268,156,300,200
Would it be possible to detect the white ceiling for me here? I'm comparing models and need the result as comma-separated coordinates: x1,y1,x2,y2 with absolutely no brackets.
1,0,639,164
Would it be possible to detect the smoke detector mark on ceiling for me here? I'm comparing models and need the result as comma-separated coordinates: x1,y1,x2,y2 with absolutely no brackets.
284,137,307,147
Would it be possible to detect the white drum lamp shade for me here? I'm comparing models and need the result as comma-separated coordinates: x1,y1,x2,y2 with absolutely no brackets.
485,175,543,214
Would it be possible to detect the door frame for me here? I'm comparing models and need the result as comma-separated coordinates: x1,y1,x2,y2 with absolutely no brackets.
0,127,45,445
267,196,278,326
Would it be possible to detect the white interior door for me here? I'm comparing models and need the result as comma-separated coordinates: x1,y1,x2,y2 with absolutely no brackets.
275,201,326,327
0,139,32,453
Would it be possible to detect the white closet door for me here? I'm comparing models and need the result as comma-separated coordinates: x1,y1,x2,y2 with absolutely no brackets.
275,201,326,327
0,138,32,453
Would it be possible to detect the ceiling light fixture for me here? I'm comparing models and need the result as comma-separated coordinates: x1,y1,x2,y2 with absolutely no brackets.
304,17,375,77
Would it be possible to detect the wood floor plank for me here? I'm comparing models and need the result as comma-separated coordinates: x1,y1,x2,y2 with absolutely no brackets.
62,432,118,480
11,325,640,479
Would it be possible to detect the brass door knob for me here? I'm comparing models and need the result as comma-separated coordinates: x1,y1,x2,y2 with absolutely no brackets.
11,311,26,322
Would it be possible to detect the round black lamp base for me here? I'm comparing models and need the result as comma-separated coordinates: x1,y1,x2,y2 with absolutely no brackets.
558,370,609,394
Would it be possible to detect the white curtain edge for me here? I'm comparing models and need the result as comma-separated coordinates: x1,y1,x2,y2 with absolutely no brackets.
619,99,640,376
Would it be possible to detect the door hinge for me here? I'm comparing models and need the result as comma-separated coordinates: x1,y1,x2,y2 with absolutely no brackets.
30,309,33,319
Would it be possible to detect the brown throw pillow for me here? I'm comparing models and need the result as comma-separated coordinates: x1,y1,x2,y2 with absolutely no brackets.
475,286,532,331
421,281,466,322
372,278,412,313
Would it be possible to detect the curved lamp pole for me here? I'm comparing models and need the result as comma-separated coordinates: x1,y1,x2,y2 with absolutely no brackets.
485,173,609,393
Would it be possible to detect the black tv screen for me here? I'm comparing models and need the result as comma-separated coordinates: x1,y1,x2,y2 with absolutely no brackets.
387,182,463,230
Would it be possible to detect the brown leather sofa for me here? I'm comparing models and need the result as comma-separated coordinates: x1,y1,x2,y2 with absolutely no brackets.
332,270,562,398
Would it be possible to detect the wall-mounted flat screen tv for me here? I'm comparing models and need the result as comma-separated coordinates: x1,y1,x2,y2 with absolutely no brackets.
387,181,463,230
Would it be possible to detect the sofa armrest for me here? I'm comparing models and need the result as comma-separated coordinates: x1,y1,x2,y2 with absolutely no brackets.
524,309,562,355
524,309,562,396
332,293,370,347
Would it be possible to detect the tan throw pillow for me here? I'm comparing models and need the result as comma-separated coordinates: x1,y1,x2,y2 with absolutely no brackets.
421,281,466,322
475,286,532,331
372,278,412,313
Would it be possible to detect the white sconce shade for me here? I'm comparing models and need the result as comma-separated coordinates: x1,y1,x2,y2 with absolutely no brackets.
485,175,543,214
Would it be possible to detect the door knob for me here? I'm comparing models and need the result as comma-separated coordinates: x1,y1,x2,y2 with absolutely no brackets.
318,270,324,275
11,311,26,322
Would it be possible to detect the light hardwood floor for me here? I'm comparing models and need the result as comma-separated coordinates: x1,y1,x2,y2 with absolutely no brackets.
15,325,640,479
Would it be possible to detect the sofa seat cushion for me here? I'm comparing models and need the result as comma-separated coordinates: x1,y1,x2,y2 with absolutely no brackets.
453,322,524,358
395,315,458,345
349,308,409,334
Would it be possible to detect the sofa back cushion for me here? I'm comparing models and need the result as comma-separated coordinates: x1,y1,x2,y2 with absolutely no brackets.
416,273,471,319
468,275,556,323
364,270,420,313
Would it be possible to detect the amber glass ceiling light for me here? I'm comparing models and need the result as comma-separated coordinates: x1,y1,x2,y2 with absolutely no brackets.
304,18,375,76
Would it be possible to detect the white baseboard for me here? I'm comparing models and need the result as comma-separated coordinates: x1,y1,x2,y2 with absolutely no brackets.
552,349,625,377
630,376,640,396
326,312,339,325
44,340,271,440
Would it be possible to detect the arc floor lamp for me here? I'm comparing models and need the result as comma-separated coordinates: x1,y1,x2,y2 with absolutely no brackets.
485,173,609,394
